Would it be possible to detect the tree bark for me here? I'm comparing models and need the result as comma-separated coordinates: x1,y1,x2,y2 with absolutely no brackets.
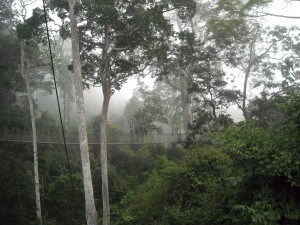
240,25,274,120
180,77,193,134
242,68,250,119
20,40,42,225
173,14,193,135
69,0,99,225
100,87,111,225
211,103,219,131
63,90,68,134
165,74,193,135
99,23,112,225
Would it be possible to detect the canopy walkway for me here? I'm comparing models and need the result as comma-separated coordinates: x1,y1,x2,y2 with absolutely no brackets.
0,126,179,146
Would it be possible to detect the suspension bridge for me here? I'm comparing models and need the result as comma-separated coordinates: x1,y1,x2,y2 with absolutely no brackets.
0,126,180,146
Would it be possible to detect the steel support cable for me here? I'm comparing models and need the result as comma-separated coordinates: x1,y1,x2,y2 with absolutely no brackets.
41,0,78,221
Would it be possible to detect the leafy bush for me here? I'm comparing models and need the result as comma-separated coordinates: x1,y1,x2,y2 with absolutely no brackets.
116,147,232,225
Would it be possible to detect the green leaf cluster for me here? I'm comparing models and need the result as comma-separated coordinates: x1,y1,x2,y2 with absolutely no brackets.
16,8,45,40
214,91,300,224
0,143,36,225
117,147,232,225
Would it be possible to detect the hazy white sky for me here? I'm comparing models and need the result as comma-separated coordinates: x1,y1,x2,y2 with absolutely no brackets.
265,0,300,26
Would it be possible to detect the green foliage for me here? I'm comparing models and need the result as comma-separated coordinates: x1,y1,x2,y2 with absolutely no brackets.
117,147,232,225
78,0,173,90
36,144,84,224
89,114,129,143
280,58,300,91
242,0,272,10
44,173,85,225
0,0,16,31
134,91,168,135
208,0,249,49
39,144,82,178
3,2,300,224
249,91,285,128
49,0,198,92
0,142,36,225
0,33,23,96
108,144,167,187
16,8,45,41
215,119,299,182
154,16,238,135
215,120,274,161
0,29,25,114
215,92,300,224
170,0,197,19
0,105,30,129
88,143,168,224
3,91,300,225
36,111,60,133
166,143,187,161
209,0,272,44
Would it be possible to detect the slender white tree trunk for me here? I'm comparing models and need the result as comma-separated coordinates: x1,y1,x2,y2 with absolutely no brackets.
100,90,111,225
69,0,99,224
20,40,42,225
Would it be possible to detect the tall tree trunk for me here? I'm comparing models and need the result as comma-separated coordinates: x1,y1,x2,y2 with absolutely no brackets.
129,120,136,144
174,14,193,135
69,0,99,224
63,91,67,133
180,77,193,134
62,89,70,137
20,40,42,225
211,103,220,131
100,86,111,225
242,68,251,119
100,23,112,225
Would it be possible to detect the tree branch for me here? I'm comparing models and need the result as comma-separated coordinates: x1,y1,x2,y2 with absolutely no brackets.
165,73,181,90
262,12,300,19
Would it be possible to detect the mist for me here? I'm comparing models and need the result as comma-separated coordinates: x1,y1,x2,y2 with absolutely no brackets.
36,77,140,121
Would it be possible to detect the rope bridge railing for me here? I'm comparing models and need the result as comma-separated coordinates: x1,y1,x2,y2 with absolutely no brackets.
0,126,179,145
0,126,64,142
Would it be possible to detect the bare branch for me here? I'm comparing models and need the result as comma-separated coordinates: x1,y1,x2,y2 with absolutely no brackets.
261,12,300,19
